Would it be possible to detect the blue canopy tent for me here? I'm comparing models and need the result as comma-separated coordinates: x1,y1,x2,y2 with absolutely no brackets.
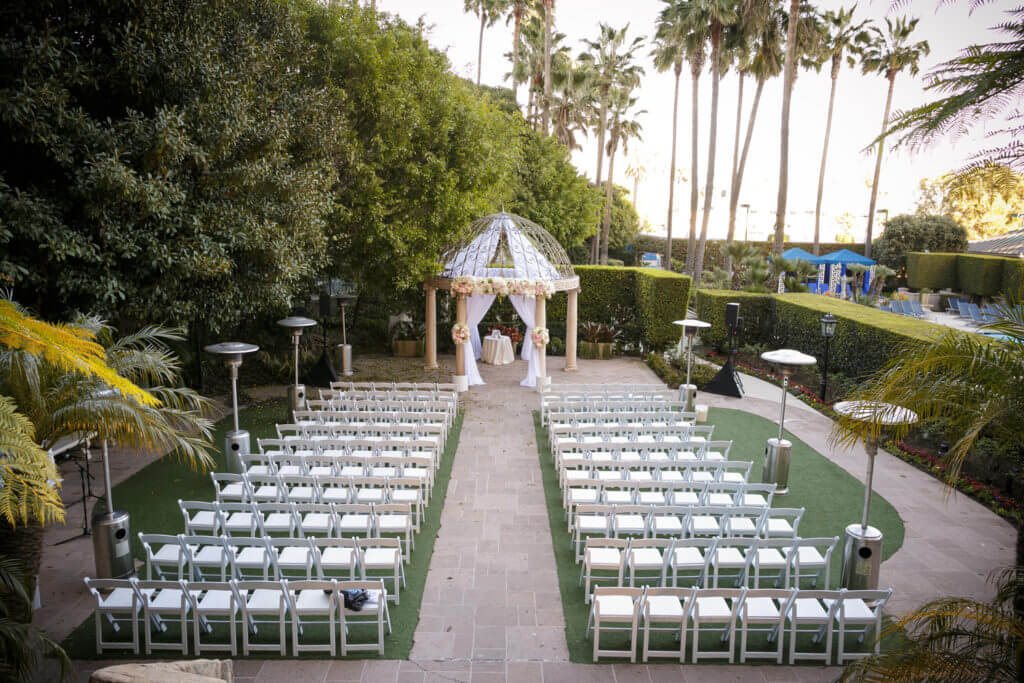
779,248,822,292
815,249,876,296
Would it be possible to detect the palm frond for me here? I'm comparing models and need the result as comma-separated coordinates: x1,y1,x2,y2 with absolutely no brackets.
0,396,64,526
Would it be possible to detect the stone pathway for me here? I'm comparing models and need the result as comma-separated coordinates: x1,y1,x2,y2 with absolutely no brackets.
59,356,1015,682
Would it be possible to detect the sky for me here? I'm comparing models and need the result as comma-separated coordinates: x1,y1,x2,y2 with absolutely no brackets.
380,0,1012,243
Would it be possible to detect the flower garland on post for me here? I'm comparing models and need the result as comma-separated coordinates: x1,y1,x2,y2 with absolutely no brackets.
531,327,550,348
447,276,555,299
451,322,470,345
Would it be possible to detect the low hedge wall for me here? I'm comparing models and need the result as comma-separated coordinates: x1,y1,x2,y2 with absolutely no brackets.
548,266,692,351
694,290,950,378
907,251,1024,298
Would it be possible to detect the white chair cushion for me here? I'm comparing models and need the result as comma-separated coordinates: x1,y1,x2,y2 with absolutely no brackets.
629,548,663,568
694,596,732,621
586,548,621,567
595,594,635,620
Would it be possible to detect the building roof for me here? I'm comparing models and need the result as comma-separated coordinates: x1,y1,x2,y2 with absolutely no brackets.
967,229,1024,258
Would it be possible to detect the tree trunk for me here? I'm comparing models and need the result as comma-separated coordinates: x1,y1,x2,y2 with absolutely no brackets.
0,519,45,622
773,0,802,256
476,12,485,86
725,71,745,272
601,134,619,265
694,25,723,285
733,78,764,225
633,176,639,211
664,62,682,271
814,55,841,256
592,99,609,264
865,74,896,259
686,65,701,277
542,0,553,135
511,6,522,106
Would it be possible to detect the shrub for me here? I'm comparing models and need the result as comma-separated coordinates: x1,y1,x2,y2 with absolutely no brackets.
906,252,959,291
1003,259,1024,300
957,254,1010,297
872,214,968,278
645,353,717,389
633,267,692,350
693,290,774,350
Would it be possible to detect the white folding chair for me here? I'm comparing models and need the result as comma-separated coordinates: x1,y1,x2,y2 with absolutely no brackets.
691,587,745,663
314,538,359,580
648,504,689,538
373,503,414,560
611,504,649,539
338,579,391,656
282,475,319,504
572,504,611,562
140,533,187,580
84,577,144,654
211,473,250,502
587,586,642,662
626,538,671,587
247,473,284,503
336,503,373,537
284,579,338,655
751,537,797,588
229,536,275,580
270,537,317,579
295,503,337,538
831,588,890,662
739,588,795,663
318,476,352,505
133,579,192,655
640,586,694,662
668,538,716,588
785,536,838,588
710,537,758,588
762,507,804,538
236,579,288,656
357,537,405,605
179,500,222,536
219,502,259,537
180,535,231,581
387,477,425,531
256,502,298,537
579,538,627,603
186,580,240,656
788,589,839,663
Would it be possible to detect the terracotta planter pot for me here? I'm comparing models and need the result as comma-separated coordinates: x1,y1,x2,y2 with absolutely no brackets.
392,340,420,357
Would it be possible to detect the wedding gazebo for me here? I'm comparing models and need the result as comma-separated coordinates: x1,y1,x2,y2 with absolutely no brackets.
423,212,581,391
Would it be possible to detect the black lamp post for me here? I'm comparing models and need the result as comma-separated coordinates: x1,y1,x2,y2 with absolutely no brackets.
819,313,837,401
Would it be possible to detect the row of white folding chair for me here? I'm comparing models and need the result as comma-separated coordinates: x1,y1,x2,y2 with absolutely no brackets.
580,536,837,596
331,380,456,393
293,409,447,429
561,462,753,494
212,474,425,527
84,576,390,657
543,383,667,394
542,399,691,424
307,396,455,415
586,584,890,664
242,452,434,490
179,500,415,556
548,416,696,435
547,409,696,425
258,438,440,468
571,505,804,559
274,423,445,450
551,422,708,441
553,440,729,467
139,533,405,603
565,482,773,521
319,389,457,406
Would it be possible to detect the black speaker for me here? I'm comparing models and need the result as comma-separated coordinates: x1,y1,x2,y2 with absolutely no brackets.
725,302,740,329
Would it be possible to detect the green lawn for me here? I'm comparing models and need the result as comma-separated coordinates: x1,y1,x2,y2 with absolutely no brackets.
63,399,463,660
534,407,905,664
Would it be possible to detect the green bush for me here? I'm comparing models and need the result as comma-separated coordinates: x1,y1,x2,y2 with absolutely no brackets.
634,267,692,350
693,290,774,351
1003,259,1024,300
957,254,1010,297
872,214,967,278
645,353,717,389
906,252,959,291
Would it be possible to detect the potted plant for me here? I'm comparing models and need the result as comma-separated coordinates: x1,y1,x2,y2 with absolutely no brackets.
390,320,424,357
579,322,620,359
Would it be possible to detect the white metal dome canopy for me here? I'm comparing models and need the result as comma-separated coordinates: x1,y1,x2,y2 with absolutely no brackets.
422,212,581,391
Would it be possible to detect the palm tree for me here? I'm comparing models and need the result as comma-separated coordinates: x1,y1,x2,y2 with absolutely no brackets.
692,0,738,285
813,6,869,256
771,0,804,256
507,0,531,105
624,161,646,214
600,89,645,264
541,0,554,134
465,0,510,87
1,553,70,681
580,24,645,263
0,317,214,607
833,303,1024,680
653,0,702,273
859,16,929,258
551,60,593,151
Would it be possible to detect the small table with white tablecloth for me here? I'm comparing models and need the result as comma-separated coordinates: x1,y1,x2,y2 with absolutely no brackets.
481,334,515,365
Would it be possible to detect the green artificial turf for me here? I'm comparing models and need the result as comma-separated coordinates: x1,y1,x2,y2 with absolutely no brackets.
62,399,463,660
534,407,906,664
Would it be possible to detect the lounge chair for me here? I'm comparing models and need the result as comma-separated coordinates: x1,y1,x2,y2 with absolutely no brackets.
908,301,927,318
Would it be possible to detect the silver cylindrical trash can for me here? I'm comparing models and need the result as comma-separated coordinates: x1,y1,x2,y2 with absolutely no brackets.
841,524,883,590
337,344,353,377
288,384,307,411
92,510,134,579
225,430,250,474
762,438,792,495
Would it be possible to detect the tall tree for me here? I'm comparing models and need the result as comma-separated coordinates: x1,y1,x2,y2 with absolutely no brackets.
600,89,645,264
465,0,509,87
860,17,929,258
625,162,646,214
507,0,530,105
580,24,645,263
771,0,803,256
551,60,593,150
813,6,869,255
542,0,554,134
692,0,738,285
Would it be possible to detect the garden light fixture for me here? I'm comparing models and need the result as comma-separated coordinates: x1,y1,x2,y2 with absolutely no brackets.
759,348,817,494
819,313,837,401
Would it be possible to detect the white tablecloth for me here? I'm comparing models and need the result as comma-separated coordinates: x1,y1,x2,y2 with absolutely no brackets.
481,335,515,365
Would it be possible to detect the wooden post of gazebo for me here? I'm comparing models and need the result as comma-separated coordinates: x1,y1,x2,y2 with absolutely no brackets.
424,285,438,370
535,294,548,390
454,293,468,392
564,288,578,372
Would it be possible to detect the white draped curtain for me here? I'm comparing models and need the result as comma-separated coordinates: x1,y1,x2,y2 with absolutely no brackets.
509,295,538,387
463,294,495,386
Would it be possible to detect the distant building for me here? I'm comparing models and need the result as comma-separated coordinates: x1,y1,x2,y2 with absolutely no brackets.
967,228,1024,258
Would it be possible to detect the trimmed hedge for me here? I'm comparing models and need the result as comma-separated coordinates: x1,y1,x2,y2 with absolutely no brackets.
694,290,950,378
693,290,775,350
957,254,1009,297
547,266,692,351
907,251,1024,298
906,252,959,291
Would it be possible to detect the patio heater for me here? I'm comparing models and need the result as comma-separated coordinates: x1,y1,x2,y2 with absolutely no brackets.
673,319,711,411
90,388,134,579
759,349,817,495
818,313,837,401
204,341,259,474
833,400,917,590
277,316,317,410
